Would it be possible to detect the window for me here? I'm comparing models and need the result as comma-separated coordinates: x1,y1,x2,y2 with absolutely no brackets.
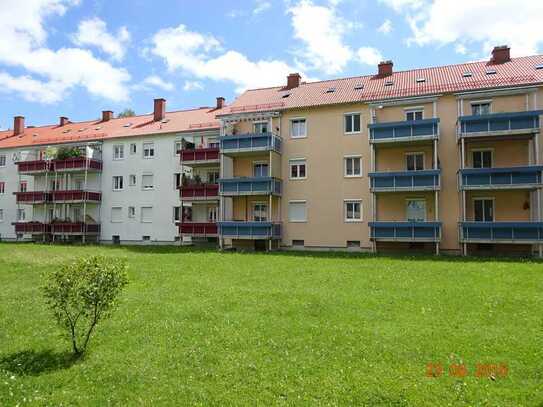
208,171,220,184
289,159,306,179
288,201,307,222
173,206,181,223
405,109,423,121
130,143,137,155
50,179,61,191
142,174,154,190
174,140,182,155
0,155,6,167
406,153,424,171
0,182,5,194
253,122,269,134
74,178,84,190
290,118,307,139
474,198,494,222
253,162,269,177
292,240,305,247
344,200,362,222
143,142,155,158
0,209,3,222
208,207,218,222
174,173,182,189
253,203,268,222
129,174,136,186
406,199,426,222
344,113,361,134
141,206,153,223
17,208,26,222
111,207,122,223
347,240,361,248
112,176,124,191
113,144,124,160
142,235,151,241
20,181,27,193
471,102,491,116
128,206,136,218
112,235,121,245
344,156,362,177
472,150,492,168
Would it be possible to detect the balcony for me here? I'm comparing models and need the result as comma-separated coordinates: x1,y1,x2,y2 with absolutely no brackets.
220,133,282,155
16,158,102,174
51,223,100,235
180,183,219,201
14,191,49,204
369,170,440,192
51,190,102,203
180,147,220,166
458,110,543,139
179,222,218,237
219,177,282,196
13,222,50,234
369,222,442,242
459,166,543,190
218,221,281,240
369,118,440,144
460,222,543,243
16,160,51,174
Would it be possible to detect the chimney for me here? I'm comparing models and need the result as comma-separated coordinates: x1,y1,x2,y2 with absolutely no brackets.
154,98,166,122
378,60,393,77
490,45,511,64
14,116,24,136
286,73,301,90
216,97,225,110
102,110,113,122
59,116,69,126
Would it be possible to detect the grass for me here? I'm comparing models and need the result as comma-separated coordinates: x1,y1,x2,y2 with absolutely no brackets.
0,243,542,406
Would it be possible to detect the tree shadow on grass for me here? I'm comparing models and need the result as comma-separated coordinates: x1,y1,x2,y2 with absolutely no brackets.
0,349,80,376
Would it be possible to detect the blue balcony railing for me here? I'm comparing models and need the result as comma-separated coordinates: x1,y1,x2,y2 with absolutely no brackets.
458,110,543,137
369,170,440,192
369,118,440,143
369,222,442,241
220,133,282,154
219,177,282,196
459,166,543,189
218,222,282,239
460,222,543,243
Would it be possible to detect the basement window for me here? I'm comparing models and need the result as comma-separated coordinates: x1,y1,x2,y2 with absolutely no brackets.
485,69,497,75
415,77,426,83
462,71,473,78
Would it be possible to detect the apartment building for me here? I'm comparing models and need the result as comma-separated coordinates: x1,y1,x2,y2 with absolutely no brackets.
1,45,542,255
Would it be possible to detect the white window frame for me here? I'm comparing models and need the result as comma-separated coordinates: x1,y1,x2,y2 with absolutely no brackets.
252,201,268,222
174,140,183,156
128,206,136,219
208,206,218,222
113,144,125,160
404,107,424,121
344,112,361,135
0,155,6,167
405,198,427,222
290,117,307,139
471,148,494,168
473,197,495,222
344,155,362,178
289,158,307,180
112,176,124,191
143,142,155,159
288,200,307,223
405,152,425,171
17,208,26,222
173,206,181,223
174,173,182,189
129,143,137,155
253,161,269,177
470,100,492,115
344,199,362,222
141,173,154,191
111,206,123,223
141,206,153,223
253,121,269,134
129,174,137,186
19,181,27,193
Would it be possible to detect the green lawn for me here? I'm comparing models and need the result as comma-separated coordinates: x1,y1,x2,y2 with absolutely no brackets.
0,244,542,406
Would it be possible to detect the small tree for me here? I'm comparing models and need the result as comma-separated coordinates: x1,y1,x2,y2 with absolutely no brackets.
117,108,135,118
42,256,128,356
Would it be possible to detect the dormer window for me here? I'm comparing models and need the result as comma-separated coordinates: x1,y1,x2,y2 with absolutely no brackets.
415,77,426,83
536,64,543,70
384,80,393,87
354,84,364,90
485,69,497,75
282,93,291,98
325,87,336,93
463,71,473,78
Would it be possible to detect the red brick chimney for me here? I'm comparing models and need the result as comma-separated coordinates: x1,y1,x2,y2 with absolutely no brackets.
216,97,225,110
14,116,24,135
286,73,301,90
59,116,69,126
378,60,393,77
154,98,166,122
102,110,113,122
490,45,511,64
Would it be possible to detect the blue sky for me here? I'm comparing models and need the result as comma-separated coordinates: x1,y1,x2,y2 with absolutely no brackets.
0,0,542,127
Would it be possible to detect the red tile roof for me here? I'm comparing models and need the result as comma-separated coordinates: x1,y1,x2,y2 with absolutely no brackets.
0,107,222,149
221,55,543,115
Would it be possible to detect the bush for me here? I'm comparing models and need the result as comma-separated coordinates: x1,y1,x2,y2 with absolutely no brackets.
55,146,82,160
42,256,128,356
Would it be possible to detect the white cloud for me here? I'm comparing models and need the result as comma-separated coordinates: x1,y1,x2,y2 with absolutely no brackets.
287,0,352,74
0,0,130,103
150,24,304,92
72,17,130,61
133,75,174,92
253,0,271,15
357,47,384,65
455,44,467,55
378,19,393,34
183,81,204,91
383,0,543,57
0,72,61,103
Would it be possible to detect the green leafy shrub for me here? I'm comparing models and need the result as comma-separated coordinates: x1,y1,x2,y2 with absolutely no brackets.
55,146,82,160
42,256,128,356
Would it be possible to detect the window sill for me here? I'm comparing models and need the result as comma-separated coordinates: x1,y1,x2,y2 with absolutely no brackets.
345,219,363,223
289,220,307,223
290,135,307,139
112,189,124,192
289,177,307,181
344,175,363,178
344,132,361,136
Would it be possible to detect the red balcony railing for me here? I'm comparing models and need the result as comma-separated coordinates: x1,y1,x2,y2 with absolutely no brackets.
14,191,49,204
180,183,219,200
51,223,100,234
16,160,51,173
51,190,101,202
180,147,219,164
13,222,51,234
179,222,218,236
53,157,102,171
